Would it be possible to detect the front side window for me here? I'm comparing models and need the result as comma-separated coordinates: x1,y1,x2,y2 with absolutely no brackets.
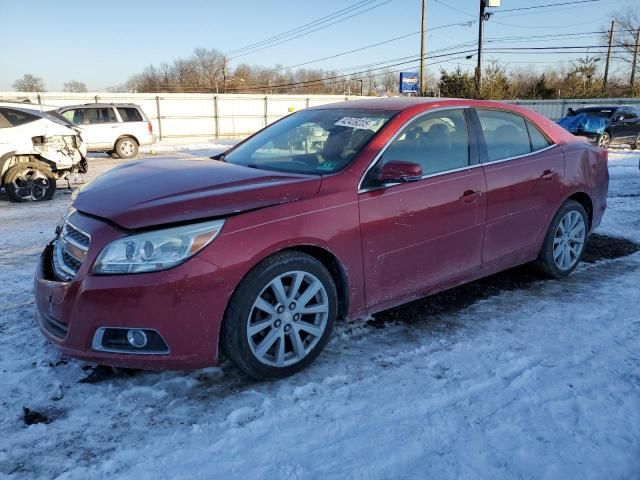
374,108,470,179
61,110,76,123
621,107,637,120
117,107,143,122
477,110,531,161
224,109,394,175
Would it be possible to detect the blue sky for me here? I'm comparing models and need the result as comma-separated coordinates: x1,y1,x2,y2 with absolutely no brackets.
0,0,636,91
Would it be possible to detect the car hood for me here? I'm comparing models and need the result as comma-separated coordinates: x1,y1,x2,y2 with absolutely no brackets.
73,158,322,229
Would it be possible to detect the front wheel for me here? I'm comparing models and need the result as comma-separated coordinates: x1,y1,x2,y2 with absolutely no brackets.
222,251,338,379
535,200,588,278
4,162,56,202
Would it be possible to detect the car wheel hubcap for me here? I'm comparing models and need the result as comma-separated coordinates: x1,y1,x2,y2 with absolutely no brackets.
247,271,329,367
553,210,586,271
120,141,135,156
12,169,50,201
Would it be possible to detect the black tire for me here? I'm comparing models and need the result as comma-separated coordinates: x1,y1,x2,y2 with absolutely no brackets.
222,251,338,380
630,134,640,150
4,162,56,202
598,131,610,149
535,200,588,278
114,137,139,159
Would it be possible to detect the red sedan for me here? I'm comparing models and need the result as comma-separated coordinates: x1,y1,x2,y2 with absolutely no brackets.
34,98,609,379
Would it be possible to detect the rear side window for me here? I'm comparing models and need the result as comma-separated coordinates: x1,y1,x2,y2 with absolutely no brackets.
526,120,551,151
476,110,531,161
1,108,40,127
117,107,143,122
85,108,118,124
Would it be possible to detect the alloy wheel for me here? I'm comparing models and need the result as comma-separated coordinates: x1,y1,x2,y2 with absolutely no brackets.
11,168,51,201
553,210,586,270
598,133,610,149
247,270,329,367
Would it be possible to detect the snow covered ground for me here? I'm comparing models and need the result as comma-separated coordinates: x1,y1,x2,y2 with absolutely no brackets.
0,147,638,479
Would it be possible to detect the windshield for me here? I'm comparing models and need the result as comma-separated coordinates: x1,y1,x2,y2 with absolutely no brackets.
224,108,395,175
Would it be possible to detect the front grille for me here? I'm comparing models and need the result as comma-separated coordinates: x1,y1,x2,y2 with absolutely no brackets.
64,222,90,248
52,216,90,281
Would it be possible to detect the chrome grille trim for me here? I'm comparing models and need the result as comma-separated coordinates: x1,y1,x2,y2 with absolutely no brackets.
52,217,91,281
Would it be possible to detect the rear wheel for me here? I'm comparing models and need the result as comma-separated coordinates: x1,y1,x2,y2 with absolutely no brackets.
115,137,138,159
535,200,588,278
222,251,338,379
4,162,56,202
630,134,640,150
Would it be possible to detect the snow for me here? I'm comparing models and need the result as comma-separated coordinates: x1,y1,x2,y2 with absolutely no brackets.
0,145,639,479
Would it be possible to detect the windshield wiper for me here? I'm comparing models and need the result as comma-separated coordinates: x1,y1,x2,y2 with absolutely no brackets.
210,153,226,162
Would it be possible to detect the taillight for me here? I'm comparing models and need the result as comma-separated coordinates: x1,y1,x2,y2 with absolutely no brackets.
148,121,153,134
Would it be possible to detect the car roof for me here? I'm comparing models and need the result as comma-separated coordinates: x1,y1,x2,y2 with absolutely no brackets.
57,103,141,110
575,105,633,111
306,97,537,112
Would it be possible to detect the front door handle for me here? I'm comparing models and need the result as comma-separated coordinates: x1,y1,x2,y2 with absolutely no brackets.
460,190,482,203
541,170,555,181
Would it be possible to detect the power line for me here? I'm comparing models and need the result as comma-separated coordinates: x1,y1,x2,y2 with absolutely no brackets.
226,1,393,60
495,0,600,14
225,0,376,55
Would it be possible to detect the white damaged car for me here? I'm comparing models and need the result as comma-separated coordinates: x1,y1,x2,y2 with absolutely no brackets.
0,106,87,202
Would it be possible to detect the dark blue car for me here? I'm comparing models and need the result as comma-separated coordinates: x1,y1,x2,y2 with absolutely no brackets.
558,105,640,149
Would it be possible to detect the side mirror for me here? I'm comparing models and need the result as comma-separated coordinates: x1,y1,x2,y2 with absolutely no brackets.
615,115,624,122
378,160,423,183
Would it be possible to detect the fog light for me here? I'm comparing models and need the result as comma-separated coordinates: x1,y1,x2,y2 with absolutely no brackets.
127,329,148,348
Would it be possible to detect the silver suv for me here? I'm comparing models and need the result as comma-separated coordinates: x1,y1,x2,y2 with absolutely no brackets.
55,103,156,159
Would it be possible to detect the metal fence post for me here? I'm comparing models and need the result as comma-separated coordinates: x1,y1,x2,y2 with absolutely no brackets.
306,97,310,109
264,96,268,127
155,95,163,141
214,95,220,138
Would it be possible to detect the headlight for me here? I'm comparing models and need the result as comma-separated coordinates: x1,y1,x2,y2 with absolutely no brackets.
93,219,225,274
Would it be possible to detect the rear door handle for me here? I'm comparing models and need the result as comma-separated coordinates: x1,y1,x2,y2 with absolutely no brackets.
460,190,482,203
541,169,554,181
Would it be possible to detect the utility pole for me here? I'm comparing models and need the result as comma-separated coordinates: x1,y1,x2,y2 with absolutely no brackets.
631,28,640,89
419,0,427,96
222,57,228,94
603,19,615,94
476,0,486,99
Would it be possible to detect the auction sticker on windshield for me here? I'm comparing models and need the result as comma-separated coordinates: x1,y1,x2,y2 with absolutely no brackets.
334,117,385,130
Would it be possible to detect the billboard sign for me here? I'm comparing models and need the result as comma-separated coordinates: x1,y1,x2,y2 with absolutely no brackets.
399,72,419,94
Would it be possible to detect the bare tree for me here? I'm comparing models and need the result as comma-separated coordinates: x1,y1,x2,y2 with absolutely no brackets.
63,81,88,93
608,7,639,65
13,74,45,92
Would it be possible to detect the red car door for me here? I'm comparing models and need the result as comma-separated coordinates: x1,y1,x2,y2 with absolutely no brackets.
472,108,564,265
358,108,486,309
